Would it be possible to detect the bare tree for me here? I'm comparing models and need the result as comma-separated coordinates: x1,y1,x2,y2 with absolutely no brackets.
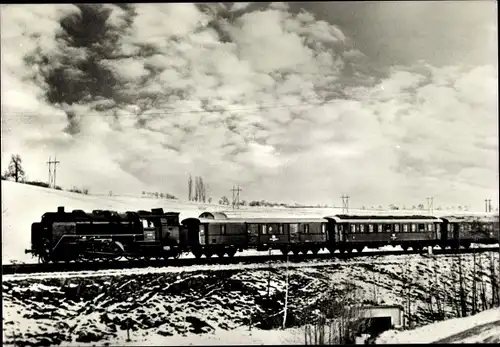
303,282,365,345
188,175,193,201
4,154,25,182
194,177,199,201
489,253,499,307
458,253,467,317
472,247,478,314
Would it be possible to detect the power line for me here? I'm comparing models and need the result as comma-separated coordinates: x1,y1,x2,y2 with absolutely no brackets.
1,93,410,119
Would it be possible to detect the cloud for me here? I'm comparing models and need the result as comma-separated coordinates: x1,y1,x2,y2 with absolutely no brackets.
1,3,497,210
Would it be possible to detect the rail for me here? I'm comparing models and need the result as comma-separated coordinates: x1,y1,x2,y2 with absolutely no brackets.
2,246,498,275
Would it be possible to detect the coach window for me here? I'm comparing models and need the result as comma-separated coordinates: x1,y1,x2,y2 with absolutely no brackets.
262,225,267,234
377,224,382,233
411,224,417,233
321,224,326,233
279,225,284,234
418,224,425,232
459,224,464,232
427,224,434,232
384,224,391,233
304,224,310,234
394,224,400,232
248,224,258,235
351,224,356,233
290,224,299,234
221,225,226,235
199,224,206,234
403,224,408,233
368,224,374,233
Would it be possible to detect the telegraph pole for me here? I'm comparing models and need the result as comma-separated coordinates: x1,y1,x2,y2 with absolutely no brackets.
46,156,60,188
485,199,492,213
341,194,350,214
47,156,52,187
231,185,242,210
426,197,434,215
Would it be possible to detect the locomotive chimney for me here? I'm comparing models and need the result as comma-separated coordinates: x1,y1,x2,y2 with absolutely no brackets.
57,206,65,213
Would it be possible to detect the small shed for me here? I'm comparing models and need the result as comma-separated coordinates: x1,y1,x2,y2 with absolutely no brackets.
358,305,403,328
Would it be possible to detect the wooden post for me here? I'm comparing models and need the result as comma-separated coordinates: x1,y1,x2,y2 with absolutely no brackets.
283,252,289,329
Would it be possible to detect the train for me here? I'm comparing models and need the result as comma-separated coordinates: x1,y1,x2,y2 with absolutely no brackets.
25,206,500,263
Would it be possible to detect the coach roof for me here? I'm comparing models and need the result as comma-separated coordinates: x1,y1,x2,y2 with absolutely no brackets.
440,215,498,223
181,217,326,225
325,215,442,224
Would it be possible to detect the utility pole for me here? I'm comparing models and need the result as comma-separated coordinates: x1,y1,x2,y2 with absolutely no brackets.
231,185,242,210
426,197,434,215
341,194,350,214
485,199,492,213
46,156,60,188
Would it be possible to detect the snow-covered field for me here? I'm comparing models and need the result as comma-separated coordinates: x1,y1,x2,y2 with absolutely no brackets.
3,252,499,345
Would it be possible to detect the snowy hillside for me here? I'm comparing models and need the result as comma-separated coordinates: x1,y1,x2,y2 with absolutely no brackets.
2,252,499,346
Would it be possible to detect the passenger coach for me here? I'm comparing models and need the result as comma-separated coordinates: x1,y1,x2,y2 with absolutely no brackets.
181,214,328,257
440,215,499,249
324,215,443,252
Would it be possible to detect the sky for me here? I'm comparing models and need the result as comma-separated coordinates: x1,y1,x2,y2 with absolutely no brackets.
1,2,498,210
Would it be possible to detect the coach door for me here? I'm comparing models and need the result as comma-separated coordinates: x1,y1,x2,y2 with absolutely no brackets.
259,223,286,246
247,223,259,246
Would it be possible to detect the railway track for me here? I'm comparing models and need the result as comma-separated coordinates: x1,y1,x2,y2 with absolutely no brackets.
2,246,498,275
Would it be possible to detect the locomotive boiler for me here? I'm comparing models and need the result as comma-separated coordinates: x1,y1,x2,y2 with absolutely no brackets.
25,206,184,263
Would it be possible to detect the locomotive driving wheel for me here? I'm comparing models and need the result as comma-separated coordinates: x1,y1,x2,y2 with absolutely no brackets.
38,240,52,264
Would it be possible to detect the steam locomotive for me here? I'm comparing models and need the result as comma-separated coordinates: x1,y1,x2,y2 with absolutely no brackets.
25,207,499,263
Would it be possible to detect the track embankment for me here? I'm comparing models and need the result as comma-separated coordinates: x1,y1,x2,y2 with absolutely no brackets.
2,247,498,276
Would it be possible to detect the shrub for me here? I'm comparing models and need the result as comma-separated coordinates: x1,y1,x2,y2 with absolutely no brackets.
23,180,50,188
68,187,89,195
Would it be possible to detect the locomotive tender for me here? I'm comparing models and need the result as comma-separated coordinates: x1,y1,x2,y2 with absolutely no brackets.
26,207,499,263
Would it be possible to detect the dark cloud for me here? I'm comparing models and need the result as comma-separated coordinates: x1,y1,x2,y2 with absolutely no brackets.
1,3,497,208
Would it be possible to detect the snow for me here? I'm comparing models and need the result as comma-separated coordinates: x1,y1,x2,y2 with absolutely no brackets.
3,180,497,265
3,252,500,346
376,307,500,344
2,256,409,282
